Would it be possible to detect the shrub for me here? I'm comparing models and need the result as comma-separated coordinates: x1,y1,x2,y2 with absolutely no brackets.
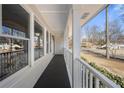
81,56,89,62
89,62,124,88
81,56,124,87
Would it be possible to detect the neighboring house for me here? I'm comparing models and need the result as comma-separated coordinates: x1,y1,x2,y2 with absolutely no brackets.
81,42,93,48
98,44,124,50
118,44,124,49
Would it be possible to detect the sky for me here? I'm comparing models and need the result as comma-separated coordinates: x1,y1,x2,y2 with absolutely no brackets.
81,4,124,39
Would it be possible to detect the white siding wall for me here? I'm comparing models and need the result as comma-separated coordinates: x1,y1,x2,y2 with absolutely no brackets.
55,35,64,54
0,5,54,87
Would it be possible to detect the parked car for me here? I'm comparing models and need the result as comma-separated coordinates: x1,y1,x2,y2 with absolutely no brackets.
97,44,124,50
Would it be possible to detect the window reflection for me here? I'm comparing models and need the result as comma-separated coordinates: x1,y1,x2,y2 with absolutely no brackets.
2,26,26,38
1,4,29,81
34,22,44,60
52,35,55,54
0,37,28,80
2,4,29,38
2,26,12,35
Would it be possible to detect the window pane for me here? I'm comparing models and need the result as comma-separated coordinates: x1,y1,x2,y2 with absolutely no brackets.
34,21,44,60
52,35,55,54
0,37,28,81
2,5,29,38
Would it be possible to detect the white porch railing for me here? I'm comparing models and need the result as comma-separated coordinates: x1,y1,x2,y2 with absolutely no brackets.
64,48,73,86
64,48,120,88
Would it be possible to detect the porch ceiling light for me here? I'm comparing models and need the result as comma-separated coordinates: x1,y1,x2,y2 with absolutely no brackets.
81,12,90,19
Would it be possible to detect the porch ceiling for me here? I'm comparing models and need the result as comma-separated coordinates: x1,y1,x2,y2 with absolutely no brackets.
35,4,71,35
29,4,106,36
79,4,106,26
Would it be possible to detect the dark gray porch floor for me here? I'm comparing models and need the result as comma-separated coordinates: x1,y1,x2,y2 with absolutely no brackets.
34,55,71,88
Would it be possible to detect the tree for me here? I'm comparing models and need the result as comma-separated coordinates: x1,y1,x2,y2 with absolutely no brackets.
108,20,123,44
116,5,124,22
84,25,92,42
83,25,106,46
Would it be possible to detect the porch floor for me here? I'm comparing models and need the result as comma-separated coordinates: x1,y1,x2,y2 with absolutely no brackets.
34,55,71,88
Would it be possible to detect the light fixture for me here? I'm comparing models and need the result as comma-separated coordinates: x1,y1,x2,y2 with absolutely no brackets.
81,12,90,19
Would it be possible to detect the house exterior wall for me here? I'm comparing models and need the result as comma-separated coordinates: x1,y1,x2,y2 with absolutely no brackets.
0,4,55,88
55,35,64,54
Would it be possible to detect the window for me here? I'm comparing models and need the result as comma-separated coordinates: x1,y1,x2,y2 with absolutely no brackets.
2,4,29,38
34,21,44,60
0,4,29,81
52,35,55,54
0,37,28,80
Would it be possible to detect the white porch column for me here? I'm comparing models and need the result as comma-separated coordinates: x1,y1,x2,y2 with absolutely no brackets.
44,27,47,56
51,35,53,53
29,13,34,66
53,35,55,54
50,33,51,53
48,32,50,53
64,28,66,48
64,29,67,57
72,5,82,88
0,4,2,34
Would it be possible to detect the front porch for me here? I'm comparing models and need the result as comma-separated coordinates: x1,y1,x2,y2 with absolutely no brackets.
0,4,122,88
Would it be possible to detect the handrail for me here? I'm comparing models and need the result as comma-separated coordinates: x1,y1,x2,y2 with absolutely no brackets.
64,48,72,54
77,58,120,88
64,48,120,88
64,48,73,87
